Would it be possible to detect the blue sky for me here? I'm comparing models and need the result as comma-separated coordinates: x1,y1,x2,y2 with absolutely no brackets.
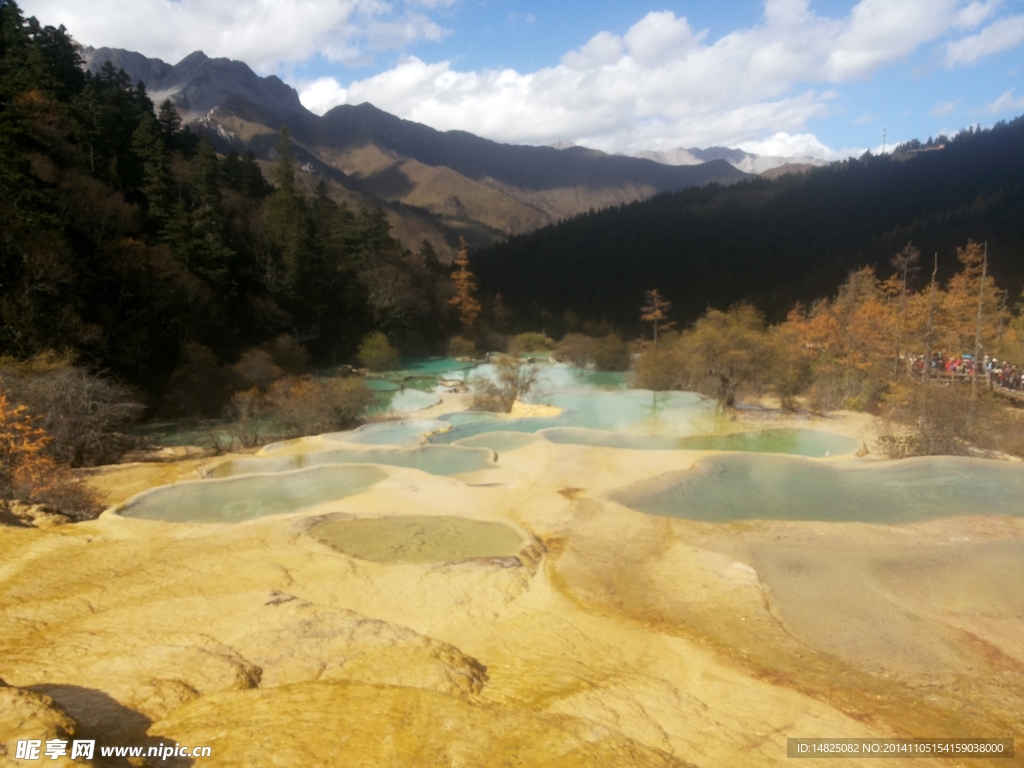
24,0,1024,158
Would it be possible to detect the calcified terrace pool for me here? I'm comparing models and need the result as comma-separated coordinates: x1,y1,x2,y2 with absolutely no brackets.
113,362,1020,525
118,465,387,523
612,453,1024,524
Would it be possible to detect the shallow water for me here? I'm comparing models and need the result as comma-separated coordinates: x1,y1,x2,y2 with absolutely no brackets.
440,412,501,427
452,431,541,454
430,388,738,447
612,454,1024,523
309,514,527,563
118,465,388,523
381,388,441,413
397,357,477,375
429,416,565,444
543,427,858,457
323,419,450,446
451,363,626,393
210,445,494,478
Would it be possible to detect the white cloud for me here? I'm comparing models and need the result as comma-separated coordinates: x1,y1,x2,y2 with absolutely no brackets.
986,88,1024,114
945,14,1024,65
622,11,706,66
825,0,958,80
408,0,458,8
21,0,449,70
300,77,351,115
29,0,1020,157
299,2,991,157
930,100,959,116
953,0,1001,29
737,132,864,160
561,31,623,70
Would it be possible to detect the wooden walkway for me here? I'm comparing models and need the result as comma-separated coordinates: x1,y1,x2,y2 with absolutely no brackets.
906,364,1024,403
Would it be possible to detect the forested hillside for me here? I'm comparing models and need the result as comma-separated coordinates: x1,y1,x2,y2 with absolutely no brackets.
475,118,1024,331
0,1,452,401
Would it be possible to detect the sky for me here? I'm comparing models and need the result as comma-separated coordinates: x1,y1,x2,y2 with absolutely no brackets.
21,0,1024,159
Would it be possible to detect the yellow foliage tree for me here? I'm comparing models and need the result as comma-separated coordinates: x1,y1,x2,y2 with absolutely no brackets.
0,392,98,517
938,240,1006,357
640,289,674,344
0,391,53,498
449,237,481,333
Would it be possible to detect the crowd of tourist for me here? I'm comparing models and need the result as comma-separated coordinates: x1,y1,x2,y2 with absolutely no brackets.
907,353,1023,391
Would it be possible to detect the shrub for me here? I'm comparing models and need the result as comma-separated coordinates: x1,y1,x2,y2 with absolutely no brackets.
510,332,554,356
260,334,310,373
590,334,629,371
227,387,268,448
163,342,230,417
266,376,374,436
882,381,1015,457
470,356,540,412
631,343,683,391
0,353,143,466
357,332,400,372
0,392,101,520
447,336,478,359
555,333,592,367
231,349,284,391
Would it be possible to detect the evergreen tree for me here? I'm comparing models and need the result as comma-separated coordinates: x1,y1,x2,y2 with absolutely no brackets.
262,126,308,302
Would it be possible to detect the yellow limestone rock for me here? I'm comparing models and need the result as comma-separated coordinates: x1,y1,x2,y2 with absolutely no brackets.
3,422,1023,767
152,681,697,768
0,680,89,768
509,400,563,418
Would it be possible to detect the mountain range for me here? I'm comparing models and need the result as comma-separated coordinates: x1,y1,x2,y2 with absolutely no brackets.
80,47,751,258
633,146,827,175
549,142,828,176
475,116,1024,331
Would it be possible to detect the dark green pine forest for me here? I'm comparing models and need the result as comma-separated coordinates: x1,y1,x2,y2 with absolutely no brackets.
474,119,1024,332
0,1,450,404
4,0,1024,406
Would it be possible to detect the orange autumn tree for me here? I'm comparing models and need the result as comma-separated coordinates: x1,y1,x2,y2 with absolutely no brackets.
640,289,675,345
938,240,1007,359
0,391,99,518
449,237,481,333
0,392,53,498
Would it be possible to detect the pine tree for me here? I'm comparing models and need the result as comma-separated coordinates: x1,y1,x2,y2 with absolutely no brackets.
156,98,181,140
263,126,308,301
131,110,174,224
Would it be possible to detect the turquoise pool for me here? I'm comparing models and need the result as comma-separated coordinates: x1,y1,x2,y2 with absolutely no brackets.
210,445,494,478
542,427,858,457
118,465,388,523
611,454,1024,524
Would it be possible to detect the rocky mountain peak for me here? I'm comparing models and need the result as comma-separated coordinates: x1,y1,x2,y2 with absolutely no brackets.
79,47,308,120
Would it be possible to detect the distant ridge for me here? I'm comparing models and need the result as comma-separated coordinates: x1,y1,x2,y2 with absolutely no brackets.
635,146,828,175
79,47,750,250
475,116,1024,331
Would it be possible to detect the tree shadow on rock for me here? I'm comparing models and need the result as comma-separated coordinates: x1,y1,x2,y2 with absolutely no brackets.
27,684,194,768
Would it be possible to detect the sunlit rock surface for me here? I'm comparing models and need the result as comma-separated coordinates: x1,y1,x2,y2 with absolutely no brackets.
3,382,1023,767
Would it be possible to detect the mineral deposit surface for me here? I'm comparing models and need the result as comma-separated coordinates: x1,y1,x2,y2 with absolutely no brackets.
2,407,1022,767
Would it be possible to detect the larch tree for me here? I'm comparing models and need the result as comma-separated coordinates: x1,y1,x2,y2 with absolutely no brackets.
640,289,674,344
889,242,921,377
449,237,481,333
942,240,1006,357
